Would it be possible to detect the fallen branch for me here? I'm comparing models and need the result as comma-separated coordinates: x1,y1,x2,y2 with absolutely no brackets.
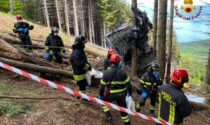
0,95,72,101
0,57,73,79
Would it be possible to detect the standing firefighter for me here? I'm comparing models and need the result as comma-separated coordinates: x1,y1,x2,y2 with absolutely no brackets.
103,49,117,70
158,69,192,125
70,35,91,103
99,54,132,125
13,15,34,51
45,27,67,64
136,63,162,117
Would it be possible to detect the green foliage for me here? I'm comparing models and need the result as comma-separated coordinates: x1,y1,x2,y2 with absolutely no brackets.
0,100,32,118
0,83,35,117
0,0,10,12
99,0,131,29
179,40,210,85
0,0,23,15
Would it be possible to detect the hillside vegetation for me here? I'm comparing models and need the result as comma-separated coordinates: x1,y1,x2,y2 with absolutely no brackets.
179,40,210,85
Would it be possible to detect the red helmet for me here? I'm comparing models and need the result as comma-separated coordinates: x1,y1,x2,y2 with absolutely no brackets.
170,69,189,87
109,54,121,63
16,15,23,20
108,49,117,55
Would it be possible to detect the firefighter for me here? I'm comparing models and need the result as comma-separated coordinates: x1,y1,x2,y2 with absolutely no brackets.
99,54,132,125
70,35,92,103
158,69,192,125
45,27,67,64
103,49,117,70
13,15,34,51
135,63,163,117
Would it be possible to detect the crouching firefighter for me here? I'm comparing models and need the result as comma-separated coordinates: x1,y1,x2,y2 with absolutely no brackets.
45,27,67,64
99,54,132,125
70,35,92,103
136,63,163,117
13,15,34,51
158,69,192,125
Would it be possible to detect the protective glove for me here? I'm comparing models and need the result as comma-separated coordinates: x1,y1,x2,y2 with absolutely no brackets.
24,28,29,33
13,29,17,33
45,52,51,59
17,28,24,32
29,25,34,30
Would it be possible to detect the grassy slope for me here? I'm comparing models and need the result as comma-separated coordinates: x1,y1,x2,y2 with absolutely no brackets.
179,39,210,85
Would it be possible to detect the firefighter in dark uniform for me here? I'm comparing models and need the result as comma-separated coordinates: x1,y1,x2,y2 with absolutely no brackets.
45,27,67,64
136,63,163,117
13,15,34,51
103,49,117,70
158,69,192,125
70,35,91,102
99,54,132,125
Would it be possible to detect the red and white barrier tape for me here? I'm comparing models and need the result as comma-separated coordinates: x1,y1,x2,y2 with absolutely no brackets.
0,62,173,125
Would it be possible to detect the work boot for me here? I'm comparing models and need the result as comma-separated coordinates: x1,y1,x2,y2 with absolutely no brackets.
149,110,156,117
124,121,131,125
105,111,113,125
105,111,112,120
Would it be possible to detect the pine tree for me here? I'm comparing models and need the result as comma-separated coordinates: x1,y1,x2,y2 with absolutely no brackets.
152,0,158,55
166,0,175,83
157,0,168,79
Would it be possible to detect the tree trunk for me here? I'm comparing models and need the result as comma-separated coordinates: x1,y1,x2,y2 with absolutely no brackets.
0,57,73,79
205,49,210,85
80,0,85,35
88,0,93,44
73,0,79,36
10,0,14,15
157,0,168,80
131,0,138,76
83,0,89,38
43,0,50,27
153,0,158,55
64,0,71,35
166,0,174,83
55,0,62,32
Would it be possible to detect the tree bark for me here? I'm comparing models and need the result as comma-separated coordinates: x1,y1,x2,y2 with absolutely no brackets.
166,0,174,83
157,0,168,80
80,0,85,35
64,0,71,35
10,0,14,15
205,49,210,85
55,0,62,32
88,0,93,44
43,0,50,27
153,0,159,56
131,0,138,76
0,57,73,79
73,0,79,36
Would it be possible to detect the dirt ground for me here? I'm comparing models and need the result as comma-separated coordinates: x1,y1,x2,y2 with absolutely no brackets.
0,69,209,125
